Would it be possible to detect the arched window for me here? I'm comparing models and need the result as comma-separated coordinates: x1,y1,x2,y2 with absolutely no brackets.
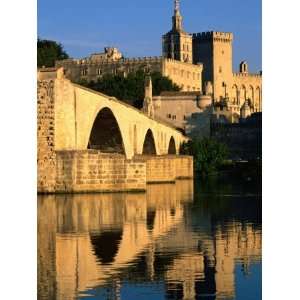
249,85,254,106
232,85,239,104
240,85,247,105
256,87,261,111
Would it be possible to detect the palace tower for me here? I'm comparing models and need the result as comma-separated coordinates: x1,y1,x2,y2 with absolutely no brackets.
162,0,193,63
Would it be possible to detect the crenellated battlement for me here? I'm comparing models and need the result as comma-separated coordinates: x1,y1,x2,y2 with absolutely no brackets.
56,56,205,69
56,56,164,67
192,31,233,42
163,58,203,68
233,72,262,78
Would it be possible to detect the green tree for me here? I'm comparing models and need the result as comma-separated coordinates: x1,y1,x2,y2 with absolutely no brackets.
180,138,228,177
37,38,69,68
77,70,180,108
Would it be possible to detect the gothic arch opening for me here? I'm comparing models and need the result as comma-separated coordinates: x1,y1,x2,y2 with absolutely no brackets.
256,87,261,111
232,85,239,104
168,137,176,154
249,85,254,103
142,129,157,155
240,85,247,105
88,107,125,154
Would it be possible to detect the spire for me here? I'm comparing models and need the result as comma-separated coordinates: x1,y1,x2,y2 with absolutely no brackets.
172,0,183,31
174,0,180,13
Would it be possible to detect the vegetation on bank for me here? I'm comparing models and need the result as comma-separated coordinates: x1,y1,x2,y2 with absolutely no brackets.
77,70,181,109
37,38,69,68
180,138,228,177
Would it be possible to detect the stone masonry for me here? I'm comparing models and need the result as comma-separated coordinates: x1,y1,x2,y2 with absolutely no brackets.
37,79,56,193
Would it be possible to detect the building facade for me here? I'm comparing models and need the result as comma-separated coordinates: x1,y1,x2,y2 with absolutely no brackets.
56,54,203,92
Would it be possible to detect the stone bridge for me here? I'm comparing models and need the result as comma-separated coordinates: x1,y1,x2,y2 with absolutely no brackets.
39,67,187,158
37,68,192,193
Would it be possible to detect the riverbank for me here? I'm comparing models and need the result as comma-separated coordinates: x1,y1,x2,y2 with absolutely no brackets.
195,159,262,187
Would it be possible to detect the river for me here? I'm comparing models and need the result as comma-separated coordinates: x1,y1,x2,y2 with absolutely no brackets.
38,177,261,300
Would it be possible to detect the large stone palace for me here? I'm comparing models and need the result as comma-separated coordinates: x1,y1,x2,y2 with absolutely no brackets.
56,0,262,124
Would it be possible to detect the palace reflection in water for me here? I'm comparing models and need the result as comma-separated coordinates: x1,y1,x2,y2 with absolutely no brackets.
38,179,261,300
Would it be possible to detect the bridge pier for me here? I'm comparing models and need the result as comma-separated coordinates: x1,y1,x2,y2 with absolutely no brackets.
39,151,193,194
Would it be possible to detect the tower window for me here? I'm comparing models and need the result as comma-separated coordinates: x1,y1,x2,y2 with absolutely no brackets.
219,67,222,73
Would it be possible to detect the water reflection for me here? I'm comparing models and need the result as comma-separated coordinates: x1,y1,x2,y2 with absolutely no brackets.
38,179,261,300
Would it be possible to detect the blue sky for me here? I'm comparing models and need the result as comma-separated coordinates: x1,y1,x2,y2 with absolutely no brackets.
38,0,262,72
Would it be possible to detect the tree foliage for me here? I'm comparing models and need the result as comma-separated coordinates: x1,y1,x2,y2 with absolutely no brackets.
37,38,69,68
180,138,228,176
77,70,181,108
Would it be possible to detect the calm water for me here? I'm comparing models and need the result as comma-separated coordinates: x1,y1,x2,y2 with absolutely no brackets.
38,178,261,300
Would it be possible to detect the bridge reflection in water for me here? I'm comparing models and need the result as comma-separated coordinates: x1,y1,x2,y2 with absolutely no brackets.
38,180,262,300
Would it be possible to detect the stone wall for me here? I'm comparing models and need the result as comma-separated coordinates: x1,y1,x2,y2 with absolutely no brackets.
37,80,57,193
55,151,146,193
38,151,193,193
163,59,202,92
56,57,202,92
136,155,193,183
174,156,194,179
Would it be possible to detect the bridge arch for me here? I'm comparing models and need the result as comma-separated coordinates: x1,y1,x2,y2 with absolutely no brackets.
87,107,126,154
142,129,157,155
168,136,176,154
